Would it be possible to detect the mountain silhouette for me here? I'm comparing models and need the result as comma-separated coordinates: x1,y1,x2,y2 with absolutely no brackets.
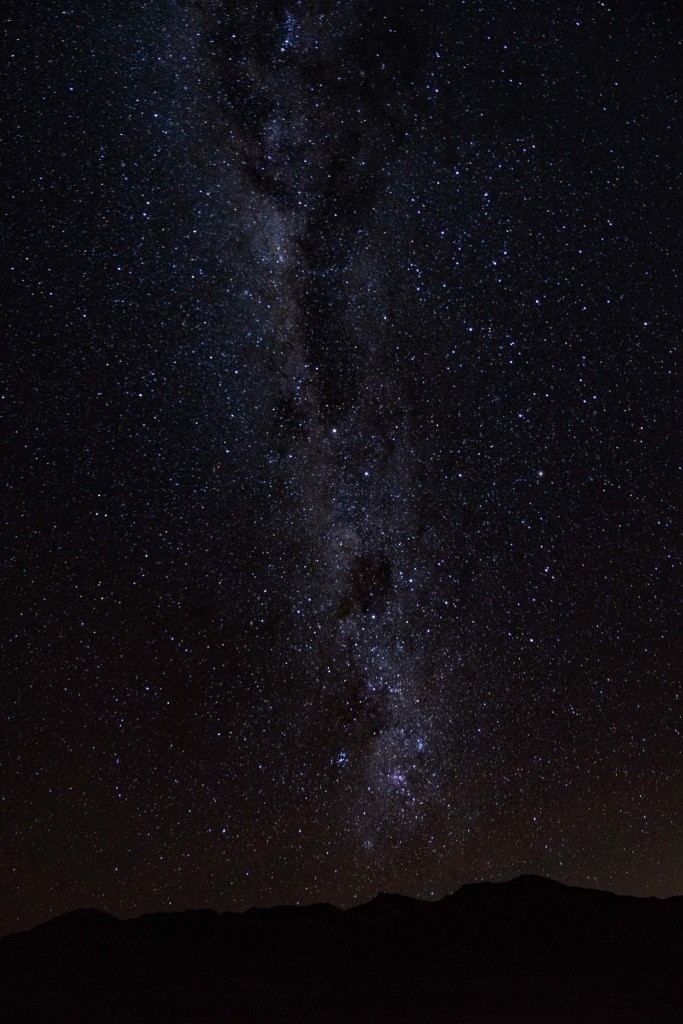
1,876,681,1023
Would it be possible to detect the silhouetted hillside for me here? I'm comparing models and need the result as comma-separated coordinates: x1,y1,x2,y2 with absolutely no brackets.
1,876,681,1023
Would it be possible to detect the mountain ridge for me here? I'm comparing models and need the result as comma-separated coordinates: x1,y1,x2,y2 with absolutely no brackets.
7,873,681,939
2,873,680,1023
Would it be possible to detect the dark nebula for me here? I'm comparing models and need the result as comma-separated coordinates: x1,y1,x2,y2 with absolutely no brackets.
1,0,680,934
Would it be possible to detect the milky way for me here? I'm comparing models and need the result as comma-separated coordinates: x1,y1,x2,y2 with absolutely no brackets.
2,0,680,932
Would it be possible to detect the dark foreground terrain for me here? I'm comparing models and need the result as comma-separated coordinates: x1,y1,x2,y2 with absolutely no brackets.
1,875,681,1023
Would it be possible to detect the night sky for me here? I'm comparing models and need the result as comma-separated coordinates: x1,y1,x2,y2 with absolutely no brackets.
2,0,681,936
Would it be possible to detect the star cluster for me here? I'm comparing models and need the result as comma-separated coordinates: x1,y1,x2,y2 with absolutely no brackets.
1,0,680,933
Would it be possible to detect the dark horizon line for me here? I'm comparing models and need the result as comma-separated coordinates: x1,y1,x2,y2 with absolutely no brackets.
6,873,681,940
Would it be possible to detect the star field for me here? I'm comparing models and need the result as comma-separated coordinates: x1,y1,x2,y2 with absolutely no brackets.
1,0,680,934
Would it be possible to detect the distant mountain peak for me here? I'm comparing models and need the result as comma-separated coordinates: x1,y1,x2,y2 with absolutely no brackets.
503,874,569,889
